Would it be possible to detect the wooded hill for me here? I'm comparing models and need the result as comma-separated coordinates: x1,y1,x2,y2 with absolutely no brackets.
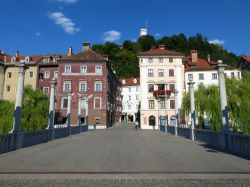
92,33,239,78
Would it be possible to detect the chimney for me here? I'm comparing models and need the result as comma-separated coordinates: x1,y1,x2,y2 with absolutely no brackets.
16,51,19,57
82,42,90,51
158,45,165,50
190,50,198,63
68,47,73,56
207,54,210,62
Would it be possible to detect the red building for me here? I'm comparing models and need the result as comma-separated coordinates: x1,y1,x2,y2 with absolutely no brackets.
56,43,121,128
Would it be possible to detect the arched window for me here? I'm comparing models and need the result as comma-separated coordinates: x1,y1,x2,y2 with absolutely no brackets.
11,57,16,63
149,116,156,126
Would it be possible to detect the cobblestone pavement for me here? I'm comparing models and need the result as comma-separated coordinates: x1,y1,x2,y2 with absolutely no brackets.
0,123,249,186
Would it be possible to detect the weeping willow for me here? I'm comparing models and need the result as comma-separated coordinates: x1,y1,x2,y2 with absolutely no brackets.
181,71,250,134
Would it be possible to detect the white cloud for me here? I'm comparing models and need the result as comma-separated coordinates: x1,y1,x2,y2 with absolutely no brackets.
48,12,80,34
209,39,225,45
51,0,78,3
35,32,41,37
103,30,121,42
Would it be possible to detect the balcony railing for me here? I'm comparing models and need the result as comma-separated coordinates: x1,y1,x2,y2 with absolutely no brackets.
153,90,172,98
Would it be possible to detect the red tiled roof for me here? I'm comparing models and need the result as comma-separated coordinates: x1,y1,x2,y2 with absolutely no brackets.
183,56,218,71
121,77,140,86
241,56,250,63
138,49,184,56
61,49,108,61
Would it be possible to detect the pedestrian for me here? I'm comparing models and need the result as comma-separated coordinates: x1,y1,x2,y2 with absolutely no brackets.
135,121,139,130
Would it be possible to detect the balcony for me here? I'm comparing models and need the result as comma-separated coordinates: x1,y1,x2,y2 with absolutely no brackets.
153,90,172,99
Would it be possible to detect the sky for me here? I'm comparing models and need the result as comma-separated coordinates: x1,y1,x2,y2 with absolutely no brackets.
0,0,249,56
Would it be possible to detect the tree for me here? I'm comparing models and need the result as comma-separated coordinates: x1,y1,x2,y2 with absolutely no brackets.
21,85,49,132
137,35,156,51
0,100,14,134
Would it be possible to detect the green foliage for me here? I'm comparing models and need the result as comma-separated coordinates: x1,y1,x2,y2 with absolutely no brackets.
93,33,239,79
0,100,14,134
21,85,49,132
181,74,250,134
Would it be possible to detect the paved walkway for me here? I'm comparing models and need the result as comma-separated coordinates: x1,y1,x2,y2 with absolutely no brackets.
0,123,249,173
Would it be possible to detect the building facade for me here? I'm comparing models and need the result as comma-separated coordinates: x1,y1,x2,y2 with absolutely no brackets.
138,45,185,129
184,51,241,91
56,43,121,128
0,51,5,100
121,78,140,123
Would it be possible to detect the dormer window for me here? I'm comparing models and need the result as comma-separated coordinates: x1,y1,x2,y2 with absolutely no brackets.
25,56,30,62
43,58,50,63
11,57,16,63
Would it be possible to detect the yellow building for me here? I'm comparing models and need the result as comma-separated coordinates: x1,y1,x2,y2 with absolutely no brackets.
3,55,39,101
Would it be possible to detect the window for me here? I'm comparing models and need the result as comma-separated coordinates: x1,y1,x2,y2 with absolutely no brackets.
95,81,102,92
128,105,131,110
212,73,218,80
95,66,102,74
170,100,175,109
136,95,139,100
159,58,163,63
169,69,174,76
7,72,12,79
39,73,44,80
80,66,87,74
158,84,165,90
65,65,71,74
54,71,58,78
231,72,235,78
148,84,154,92
44,71,50,78
6,86,10,92
169,57,173,63
43,87,49,94
79,81,87,92
188,74,193,81
158,69,164,77
199,73,204,80
136,87,139,92
11,58,16,63
149,100,155,109
148,58,153,63
80,98,87,109
148,69,154,77
29,71,33,78
160,100,165,109
43,58,49,63
94,97,102,109
129,96,131,101
62,97,68,109
25,57,30,62
169,84,175,91
63,81,71,92
238,72,241,79
129,88,131,92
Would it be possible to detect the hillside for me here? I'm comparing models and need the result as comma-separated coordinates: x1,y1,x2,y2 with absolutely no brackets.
92,33,239,78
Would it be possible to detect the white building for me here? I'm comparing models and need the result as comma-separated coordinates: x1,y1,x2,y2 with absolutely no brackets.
184,50,241,90
138,45,185,129
121,78,140,123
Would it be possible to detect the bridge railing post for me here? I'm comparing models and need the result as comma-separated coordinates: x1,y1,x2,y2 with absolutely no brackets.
48,78,56,140
12,60,27,150
188,81,196,141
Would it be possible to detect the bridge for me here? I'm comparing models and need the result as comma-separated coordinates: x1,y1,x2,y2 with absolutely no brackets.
0,123,249,186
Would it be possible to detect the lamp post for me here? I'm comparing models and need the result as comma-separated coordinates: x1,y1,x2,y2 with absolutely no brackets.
188,81,195,141
78,95,82,130
48,78,56,140
12,60,27,149
13,61,27,133
67,92,71,135
217,60,229,132
174,90,178,136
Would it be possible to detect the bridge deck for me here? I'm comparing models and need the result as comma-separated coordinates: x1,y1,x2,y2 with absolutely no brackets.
0,123,249,173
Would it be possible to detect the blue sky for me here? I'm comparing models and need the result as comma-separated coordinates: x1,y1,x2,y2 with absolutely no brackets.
0,0,249,56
